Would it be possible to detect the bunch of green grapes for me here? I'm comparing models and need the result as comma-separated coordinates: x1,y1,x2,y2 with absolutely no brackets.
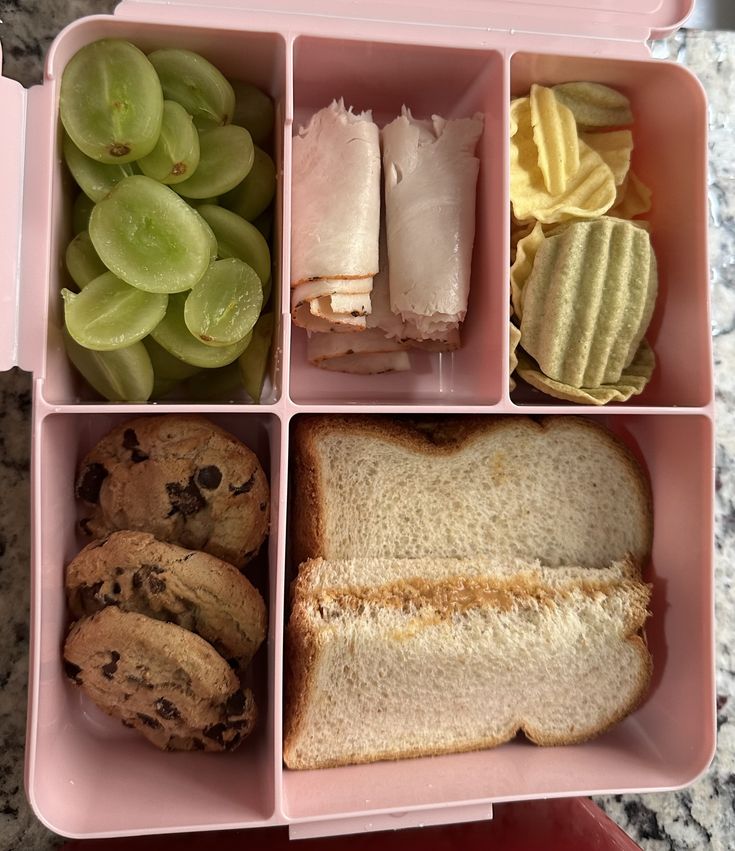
60,39,277,403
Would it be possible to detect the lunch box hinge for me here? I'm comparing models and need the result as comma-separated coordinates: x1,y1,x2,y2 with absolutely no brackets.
0,75,27,374
288,802,494,839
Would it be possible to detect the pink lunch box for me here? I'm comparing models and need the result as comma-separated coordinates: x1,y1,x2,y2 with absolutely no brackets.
0,0,715,840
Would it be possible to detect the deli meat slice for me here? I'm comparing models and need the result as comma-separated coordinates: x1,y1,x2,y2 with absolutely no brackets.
291,100,381,289
382,108,483,338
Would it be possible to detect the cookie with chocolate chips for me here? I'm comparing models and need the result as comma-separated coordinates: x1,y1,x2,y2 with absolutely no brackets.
66,531,267,670
63,607,257,752
75,416,269,569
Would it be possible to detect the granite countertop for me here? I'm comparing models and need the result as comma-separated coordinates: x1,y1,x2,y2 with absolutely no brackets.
0,3,733,849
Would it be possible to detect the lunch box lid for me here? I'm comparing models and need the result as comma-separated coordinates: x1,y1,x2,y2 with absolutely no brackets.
116,0,694,41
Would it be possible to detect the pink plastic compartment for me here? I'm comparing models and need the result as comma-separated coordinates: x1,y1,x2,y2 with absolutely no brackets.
3,0,714,841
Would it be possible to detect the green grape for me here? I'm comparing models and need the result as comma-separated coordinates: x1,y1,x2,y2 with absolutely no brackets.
231,81,274,147
239,312,273,402
151,292,252,368
193,210,218,260
151,375,179,400
65,231,107,290
62,272,168,351
143,336,201,380
197,204,270,285
253,208,273,241
221,146,276,221
60,39,163,164
261,275,272,308
138,100,200,185
148,48,235,130
63,327,153,402
175,125,254,199
72,192,95,235
64,134,136,202
89,175,211,293
182,361,243,401
184,258,262,346
185,196,219,208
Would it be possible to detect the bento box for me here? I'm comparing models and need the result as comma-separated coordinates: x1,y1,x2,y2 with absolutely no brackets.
0,0,715,840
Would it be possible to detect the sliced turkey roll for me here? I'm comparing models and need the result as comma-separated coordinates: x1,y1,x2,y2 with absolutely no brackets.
292,278,374,308
293,305,367,333
307,327,409,364
318,352,410,373
382,107,483,339
291,99,380,329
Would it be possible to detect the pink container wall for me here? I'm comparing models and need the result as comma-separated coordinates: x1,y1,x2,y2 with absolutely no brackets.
289,36,506,406
17,2,715,840
28,411,282,835
41,19,288,405
281,413,715,821
510,52,710,407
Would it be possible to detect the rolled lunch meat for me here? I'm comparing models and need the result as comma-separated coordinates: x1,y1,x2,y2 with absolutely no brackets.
382,107,483,341
290,99,381,331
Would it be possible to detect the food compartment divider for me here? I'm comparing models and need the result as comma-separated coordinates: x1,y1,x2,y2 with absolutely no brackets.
16,0,714,838
288,35,507,407
509,51,711,409
27,404,287,836
40,17,290,405
279,411,715,830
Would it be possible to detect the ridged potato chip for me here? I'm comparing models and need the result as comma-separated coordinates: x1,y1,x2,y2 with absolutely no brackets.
509,322,522,392
530,84,580,196
579,130,632,186
520,218,657,388
552,82,633,129
511,219,535,263
510,98,616,224
516,339,654,404
610,170,652,219
510,221,545,320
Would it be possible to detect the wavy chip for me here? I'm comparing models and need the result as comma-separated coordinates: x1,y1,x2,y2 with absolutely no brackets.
610,170,652,219
510,221,545,320
511,219,535,263
530,84,580,196
520,218,657,388
552,82,633,129
516,339,654,404
579,130,632,186
509,322,522,392
510,98,616,224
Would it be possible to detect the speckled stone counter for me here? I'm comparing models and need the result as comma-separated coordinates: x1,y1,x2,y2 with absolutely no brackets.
0,4,733,849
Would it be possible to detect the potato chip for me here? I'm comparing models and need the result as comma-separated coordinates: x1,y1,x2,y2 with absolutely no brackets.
511,98,616,223
515,339,654,404
510,221,545,320
530,84,580,196
579,130,632,186
509,322,522,392
609,170,652,219
520,218,657,388
511,219,535,263
552,82,633,128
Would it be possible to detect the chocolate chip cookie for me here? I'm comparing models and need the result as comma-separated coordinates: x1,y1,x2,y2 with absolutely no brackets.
64,606,257,751
76,415,269,569
66,531,267,670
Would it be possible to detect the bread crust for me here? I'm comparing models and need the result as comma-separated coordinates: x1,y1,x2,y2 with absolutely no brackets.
290,414,653,569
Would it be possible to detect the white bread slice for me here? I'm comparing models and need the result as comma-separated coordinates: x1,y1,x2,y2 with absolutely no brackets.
292,415,652,569
283,557,652,770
